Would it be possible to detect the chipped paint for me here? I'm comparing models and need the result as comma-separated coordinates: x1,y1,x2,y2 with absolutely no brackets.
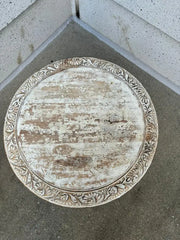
16,67,145,191
4,57,158,207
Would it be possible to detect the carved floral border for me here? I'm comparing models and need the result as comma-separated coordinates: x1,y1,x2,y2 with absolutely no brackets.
4,57,158,207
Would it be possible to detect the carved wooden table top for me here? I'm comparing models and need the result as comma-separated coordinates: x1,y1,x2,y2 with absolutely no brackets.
4,57,158,207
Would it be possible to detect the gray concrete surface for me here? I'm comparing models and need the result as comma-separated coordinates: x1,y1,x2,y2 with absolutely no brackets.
0,21,179,240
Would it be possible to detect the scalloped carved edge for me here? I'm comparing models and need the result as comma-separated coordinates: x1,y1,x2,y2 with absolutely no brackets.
4,57,158,207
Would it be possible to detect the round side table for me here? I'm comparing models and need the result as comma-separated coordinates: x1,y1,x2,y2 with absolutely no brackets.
4,57,158,207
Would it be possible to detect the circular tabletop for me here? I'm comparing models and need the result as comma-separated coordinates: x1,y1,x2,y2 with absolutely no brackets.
4,57,158,207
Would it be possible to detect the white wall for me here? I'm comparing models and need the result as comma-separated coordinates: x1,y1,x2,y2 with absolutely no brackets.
0,0,36,31
79,0,180,88
114,0,180,41
0,0,179,91
0,0,73,83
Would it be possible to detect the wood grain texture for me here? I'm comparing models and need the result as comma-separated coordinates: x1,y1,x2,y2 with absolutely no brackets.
17,67,144,190
4,57,158,207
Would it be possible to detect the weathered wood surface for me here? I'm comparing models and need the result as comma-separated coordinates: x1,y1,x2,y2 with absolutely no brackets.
4,58,158,207
17,67,144,191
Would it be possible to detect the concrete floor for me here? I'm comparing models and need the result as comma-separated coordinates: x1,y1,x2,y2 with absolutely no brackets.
0,21,179,240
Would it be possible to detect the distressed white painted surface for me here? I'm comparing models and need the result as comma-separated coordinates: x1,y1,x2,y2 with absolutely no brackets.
0,0,36,31
79,0,180,87
17,67,145,191
0,0,72,83
114,0,180,41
